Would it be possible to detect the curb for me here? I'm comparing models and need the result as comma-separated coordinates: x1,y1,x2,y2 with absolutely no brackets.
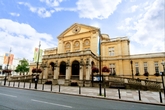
1,85,165,106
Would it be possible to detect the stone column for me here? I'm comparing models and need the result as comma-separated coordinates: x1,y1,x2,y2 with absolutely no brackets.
78,65,84,86
85,65,91,80
70,41,73,52
53,66,59,84
80,39,83,50
79,65,83,80
53,67,59,79
118,60,123,76
65,66,71,85
65,66,71,79
42,67,48,83
85,58,91,87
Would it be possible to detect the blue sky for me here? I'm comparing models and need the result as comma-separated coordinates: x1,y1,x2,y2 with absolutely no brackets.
0,0,164,61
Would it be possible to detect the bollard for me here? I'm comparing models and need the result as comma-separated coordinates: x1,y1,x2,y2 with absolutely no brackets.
13,82,15,87
18,81,20,87
4,76,7,86
138,89,141,101
42,84,44,91
29,82,31,89
59,85,60,92
159,91,162,103
118,88,121,99
79,86,81,94
50,84,52,91
104,86,106,97
24,81,25,88
8,81,10,86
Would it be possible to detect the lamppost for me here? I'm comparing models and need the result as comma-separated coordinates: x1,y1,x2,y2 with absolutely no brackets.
161,60,165,97
98,33,102,96
4,48,12,86
6,48,12,75
130,60,134,79
34,41,41,89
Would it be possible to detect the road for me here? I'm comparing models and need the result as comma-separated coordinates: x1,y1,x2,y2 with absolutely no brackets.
0,87,164,110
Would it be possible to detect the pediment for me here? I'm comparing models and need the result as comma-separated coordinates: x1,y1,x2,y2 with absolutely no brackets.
57,23,99,38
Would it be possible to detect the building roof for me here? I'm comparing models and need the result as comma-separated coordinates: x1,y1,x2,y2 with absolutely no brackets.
57,23,100,38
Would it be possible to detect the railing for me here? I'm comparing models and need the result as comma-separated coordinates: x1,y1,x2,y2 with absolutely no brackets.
6,74,163,91
102,75,162,91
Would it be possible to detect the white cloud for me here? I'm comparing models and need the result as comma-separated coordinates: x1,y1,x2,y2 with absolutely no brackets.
10,13,20,17
117,17,134,30
18,2,54,18
0,19,56,60
132,0,164,53
131,5,138,12
18,0,121,19
89,22,101,28
76,0,122,19
118,0,164,54
130,0,136,2
40,0,63,7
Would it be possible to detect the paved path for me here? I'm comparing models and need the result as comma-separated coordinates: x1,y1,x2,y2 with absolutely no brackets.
1,81,165,105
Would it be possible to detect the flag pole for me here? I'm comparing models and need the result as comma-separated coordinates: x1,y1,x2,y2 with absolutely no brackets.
36,41,41,70
34,41,41,89
7,48,12,70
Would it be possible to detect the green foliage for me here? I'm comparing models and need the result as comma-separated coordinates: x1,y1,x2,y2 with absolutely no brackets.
15,58,29,75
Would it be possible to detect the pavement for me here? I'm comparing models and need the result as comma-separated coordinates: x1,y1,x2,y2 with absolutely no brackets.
0,81,165,106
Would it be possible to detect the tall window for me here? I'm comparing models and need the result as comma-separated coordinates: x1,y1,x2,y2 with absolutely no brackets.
83,39,90,50
135,62,139,75
65,42,71,52
73,41,80,51
143,62,148,73
109,47,114,56
109,63,116,75
154,61,159,74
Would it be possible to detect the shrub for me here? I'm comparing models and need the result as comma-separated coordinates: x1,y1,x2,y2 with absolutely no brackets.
144,72,149,76
135,73,139,76
102,66,110,72
92,67,99,73
32,68,42,73
2,69,12,73
45,81,52,84
154,72,159,76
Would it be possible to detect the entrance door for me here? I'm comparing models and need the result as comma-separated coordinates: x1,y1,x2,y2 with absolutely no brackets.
59,61,66,79
71,60,79,79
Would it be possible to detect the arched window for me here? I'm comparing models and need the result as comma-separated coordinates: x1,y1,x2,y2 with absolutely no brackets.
73,41,80,51
83,39,90,50
65,42,71,52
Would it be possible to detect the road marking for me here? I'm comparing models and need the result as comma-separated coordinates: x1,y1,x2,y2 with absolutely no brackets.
0,93,17,98
31,99,72,108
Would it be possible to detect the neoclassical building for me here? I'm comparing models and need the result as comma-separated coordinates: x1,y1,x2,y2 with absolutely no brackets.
30,23,165,86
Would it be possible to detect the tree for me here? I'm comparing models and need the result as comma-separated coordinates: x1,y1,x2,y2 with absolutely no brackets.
15,58,29,75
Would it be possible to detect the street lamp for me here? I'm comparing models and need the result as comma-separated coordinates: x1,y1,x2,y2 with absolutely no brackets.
4,48,12,86
34,41,41,89
6,48,12,76
130,60,134,79
161,60,165,97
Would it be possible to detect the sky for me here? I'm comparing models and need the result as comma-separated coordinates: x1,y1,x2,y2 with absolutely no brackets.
0,0,164,61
